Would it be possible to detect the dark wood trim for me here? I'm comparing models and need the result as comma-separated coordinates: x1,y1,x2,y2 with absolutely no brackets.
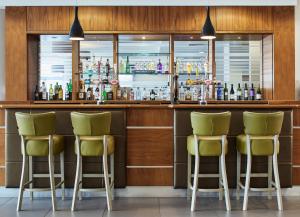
72,41,80,100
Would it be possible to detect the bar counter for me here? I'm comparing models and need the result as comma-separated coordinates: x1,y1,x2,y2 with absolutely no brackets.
0,101,296,189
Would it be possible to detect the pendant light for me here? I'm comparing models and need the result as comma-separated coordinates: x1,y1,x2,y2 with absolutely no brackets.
69,6,84,40
201,7,216,40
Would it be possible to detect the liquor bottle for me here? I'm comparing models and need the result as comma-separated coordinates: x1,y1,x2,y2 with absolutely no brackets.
157,59,163,74
54,82,59,100
64,83,69,101
256,85,262,100
230,84,235,100
135,87,142,100
107,85,113,100
217,82,222,100
185,87,192,101
223,83,228,100
237,83,242,100
102,85,107,101
250,83,255,100
49,84,53,100
94,85,100,100
119,60,125,74
41,82,47,100
34,85,40,100
150,89,156,100
86,85,93,100
116,86,122,100
179,82,185,101
68,79,72,100
129,88,134,101
125,56,130,74
142,88,147,100
78,81,86,100
192,86,199,101
58,85,63,100
244,83,249,100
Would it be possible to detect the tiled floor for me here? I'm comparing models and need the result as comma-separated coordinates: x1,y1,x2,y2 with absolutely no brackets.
0,197,299,217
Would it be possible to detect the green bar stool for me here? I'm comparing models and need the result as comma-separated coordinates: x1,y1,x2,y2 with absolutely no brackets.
15,112,65,212
236,111,284,211
187,111,231,211
70,112,114,211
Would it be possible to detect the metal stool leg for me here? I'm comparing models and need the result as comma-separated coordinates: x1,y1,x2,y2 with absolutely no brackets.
78,157,83,200
60,152,65,200
221,136,231,211
236,151,241,200
243,135,252,211
72,137,82,211
17,137,26,211
110,154,115,200
268,156,272,200
48,136,57,212
103,136,112,211
29,156,33,200
273,136,283,211
219,157,223,201
191,135,199,212
187,153,192,200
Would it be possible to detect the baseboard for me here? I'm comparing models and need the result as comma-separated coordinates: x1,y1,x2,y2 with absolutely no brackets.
1,186,300,198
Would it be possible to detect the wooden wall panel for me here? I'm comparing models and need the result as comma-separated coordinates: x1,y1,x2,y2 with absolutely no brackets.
294,109,300,127
273,7,295,100
27,35,39,101
127,109,173,126
127,129,173,166
293,167,300,185
73,7,113,31
0,128,4,166
0,168,5,186
293,128,300,165
262,35,274,100
127,168,173,186
27,7,71,32
0,110,4,126
5,7,27,101
215,6,273,32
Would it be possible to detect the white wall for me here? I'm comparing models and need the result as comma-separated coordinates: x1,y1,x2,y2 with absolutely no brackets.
0,9,4,100
296,3,300,100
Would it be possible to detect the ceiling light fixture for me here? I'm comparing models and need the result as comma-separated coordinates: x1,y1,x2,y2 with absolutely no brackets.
69,6,84,41
201,7,216,40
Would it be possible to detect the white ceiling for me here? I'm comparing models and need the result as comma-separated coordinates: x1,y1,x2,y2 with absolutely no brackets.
0,0,297,7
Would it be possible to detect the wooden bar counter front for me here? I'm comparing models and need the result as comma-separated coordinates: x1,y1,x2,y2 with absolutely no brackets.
0,102,295,189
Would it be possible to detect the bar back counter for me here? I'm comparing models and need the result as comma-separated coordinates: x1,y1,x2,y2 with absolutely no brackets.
0,103,295,189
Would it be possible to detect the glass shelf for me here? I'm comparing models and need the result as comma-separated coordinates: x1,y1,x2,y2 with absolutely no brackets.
118,53,170,56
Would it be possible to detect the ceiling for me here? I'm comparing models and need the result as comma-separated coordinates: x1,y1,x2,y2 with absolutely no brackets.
0,0,297,7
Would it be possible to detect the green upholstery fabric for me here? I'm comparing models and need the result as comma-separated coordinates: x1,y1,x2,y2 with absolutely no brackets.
188,111,231,156
15,112,55,136
71,112,114,156
25,135,64,156
191,111,231,136
75,135,115,156
187,135,228,156
236,134,279,156
236,111,284,156
15,112,64,156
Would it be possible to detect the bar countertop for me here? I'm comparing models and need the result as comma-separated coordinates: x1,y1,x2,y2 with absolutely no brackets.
0,100,298,109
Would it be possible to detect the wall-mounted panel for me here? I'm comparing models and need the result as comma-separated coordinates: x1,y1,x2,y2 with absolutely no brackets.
27,7,71,32
215,7,273,32
5,7,27,101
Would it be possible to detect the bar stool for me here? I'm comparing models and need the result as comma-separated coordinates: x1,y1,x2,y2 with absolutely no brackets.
15,112,65,211
236,111,284,211
70,112,114,211
187,111,231,211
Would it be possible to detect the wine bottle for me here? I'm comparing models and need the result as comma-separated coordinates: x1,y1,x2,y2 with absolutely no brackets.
58,85,63,100
34,85,40,100
41,82,47,100
86,85,93,100
49,84,54,100
125,56,130,74
244,83,248,100
157,59,163,74
237,83,242,100
256,85,262,100
217,82,222,100
150,89,156,100
250,83,255,100
223,83,228,100
230,84,235,100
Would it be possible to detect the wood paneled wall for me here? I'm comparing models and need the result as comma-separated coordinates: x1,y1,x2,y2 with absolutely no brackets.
0,110,5,186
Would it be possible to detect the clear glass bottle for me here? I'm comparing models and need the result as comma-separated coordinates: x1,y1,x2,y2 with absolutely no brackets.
41,82,47,100
179,82,185,101
49,84,54,100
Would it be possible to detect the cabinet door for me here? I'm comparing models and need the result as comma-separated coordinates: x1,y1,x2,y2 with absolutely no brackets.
216,6,273,32
27,7,71,32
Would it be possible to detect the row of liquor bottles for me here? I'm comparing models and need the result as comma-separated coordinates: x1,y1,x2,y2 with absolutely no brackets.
34,81,73,101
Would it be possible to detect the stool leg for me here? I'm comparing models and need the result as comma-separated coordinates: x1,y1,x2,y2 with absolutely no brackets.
71,153,81,211
60,152,65,201
273,136,283,211
191,135,199,212
103,136,112,211
29,156,33,200
219,157,223,201
79,157,83,201
268,156,272,200
221,136,231,211
110,154,115,200
243,135,252,211
236,151,241,200
17,138,26,211
187,153,192,200
48,136,57,212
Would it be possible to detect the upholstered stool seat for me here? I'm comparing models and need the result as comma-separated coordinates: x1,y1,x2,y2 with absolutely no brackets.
25,135,64,156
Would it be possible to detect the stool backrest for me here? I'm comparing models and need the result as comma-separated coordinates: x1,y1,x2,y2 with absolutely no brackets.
71,112,111,136
243,111,284,136
15,112,56,136
191,111,231,136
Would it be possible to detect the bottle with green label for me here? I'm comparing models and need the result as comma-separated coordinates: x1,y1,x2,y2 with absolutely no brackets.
223,83,228,100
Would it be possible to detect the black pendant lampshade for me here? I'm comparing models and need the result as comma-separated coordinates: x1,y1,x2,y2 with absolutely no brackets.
69,6,84,40
201,7,216,40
